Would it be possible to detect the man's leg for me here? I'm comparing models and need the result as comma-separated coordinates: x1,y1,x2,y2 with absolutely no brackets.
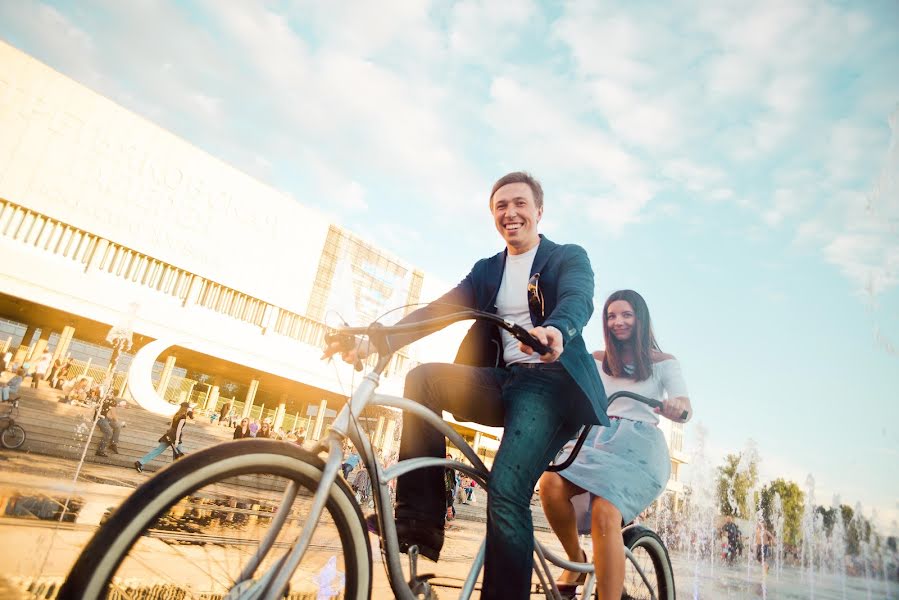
395,363,507,526
96,418,112,454
481,367,582,599
110,419,122,451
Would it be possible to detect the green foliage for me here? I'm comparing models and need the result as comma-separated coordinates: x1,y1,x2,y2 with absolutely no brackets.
841,504,873,556
716,453,759,519
811,503,872,555
760,479,805,547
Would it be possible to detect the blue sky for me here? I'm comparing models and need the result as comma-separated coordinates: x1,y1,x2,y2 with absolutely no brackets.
2,1,897,532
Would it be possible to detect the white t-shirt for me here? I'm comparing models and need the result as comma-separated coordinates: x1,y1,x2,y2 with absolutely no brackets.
496,244,541,365
598,358,689,424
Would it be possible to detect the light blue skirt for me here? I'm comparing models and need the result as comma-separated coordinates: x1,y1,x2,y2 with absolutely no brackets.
556,417,670,529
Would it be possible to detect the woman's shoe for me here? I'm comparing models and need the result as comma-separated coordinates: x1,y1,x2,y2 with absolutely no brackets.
555,549,588,593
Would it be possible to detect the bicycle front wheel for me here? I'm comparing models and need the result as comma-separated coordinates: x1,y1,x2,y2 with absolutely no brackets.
622,525,675,600
58,439,372,600
1,423,25,449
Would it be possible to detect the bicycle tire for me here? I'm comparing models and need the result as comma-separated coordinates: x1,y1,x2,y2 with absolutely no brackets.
58,439,372,600
622,525,675,600
0,423,25,449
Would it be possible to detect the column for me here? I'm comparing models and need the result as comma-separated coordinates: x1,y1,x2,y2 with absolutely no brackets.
241,378,260,419
204,385,220,411
155,355,177,396
273,401,287,431
52,326,76,361
381,420,397,457
373,416,385,449
84,238,109,273
2,336,11,354
472,431,482,455
182,275,202,307
261,306,278,335
12,325,37,365
312,399,328,441
30,335,49,360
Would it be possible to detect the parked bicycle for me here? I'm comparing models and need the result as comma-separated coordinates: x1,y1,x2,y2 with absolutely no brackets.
59,310,674,599
0,399,26,450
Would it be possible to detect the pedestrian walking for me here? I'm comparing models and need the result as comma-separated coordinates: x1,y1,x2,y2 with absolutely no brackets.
134,402,193,472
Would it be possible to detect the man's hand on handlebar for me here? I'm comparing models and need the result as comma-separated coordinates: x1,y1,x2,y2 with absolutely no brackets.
519,325,563,362
321,337,370,365
657,396,691,423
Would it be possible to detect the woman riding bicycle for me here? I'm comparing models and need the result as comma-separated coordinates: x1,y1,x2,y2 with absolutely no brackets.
539,290,692,598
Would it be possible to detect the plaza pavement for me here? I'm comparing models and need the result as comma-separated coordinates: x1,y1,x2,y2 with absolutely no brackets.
0,390,558,599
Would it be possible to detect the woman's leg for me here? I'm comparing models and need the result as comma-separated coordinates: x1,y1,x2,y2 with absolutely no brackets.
138,442,167,465
539,472,587,583
590,496,625,599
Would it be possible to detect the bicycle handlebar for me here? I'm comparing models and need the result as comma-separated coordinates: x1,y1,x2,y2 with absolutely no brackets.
324,310,554,364
546,390,689,472
610,390,690,421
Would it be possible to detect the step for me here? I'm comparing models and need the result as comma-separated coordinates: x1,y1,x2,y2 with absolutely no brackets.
4,390,556,531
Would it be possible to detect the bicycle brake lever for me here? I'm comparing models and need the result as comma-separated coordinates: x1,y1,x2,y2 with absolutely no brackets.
507,322,553,356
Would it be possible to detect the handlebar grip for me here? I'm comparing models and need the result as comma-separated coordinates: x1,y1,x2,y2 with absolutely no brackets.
648,398,689,421
324,332,365,371
608,391,689,422
508,323,553,356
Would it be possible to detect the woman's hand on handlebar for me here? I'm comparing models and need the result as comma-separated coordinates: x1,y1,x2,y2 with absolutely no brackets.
657,395,691,423
518,325,563,362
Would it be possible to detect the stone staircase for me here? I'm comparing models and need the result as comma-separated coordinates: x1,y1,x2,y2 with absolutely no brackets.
3,383,237,473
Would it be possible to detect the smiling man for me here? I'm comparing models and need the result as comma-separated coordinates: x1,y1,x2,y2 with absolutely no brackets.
324,171,608,599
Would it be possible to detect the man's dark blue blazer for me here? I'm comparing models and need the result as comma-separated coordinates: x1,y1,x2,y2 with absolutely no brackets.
392,235,609,427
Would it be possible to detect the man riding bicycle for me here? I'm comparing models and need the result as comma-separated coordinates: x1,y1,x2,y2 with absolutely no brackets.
324,171,608,599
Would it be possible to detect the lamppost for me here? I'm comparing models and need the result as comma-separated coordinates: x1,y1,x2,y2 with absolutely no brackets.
42,305,138,573
71,305,137,484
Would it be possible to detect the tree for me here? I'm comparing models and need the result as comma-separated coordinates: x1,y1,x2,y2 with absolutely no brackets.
716,452,759,518
760,479,805,547
817,505,836,536
841,504,872,556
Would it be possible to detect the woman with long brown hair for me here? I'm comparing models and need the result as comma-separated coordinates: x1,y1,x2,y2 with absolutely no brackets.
233,417,251,439
539,290,692,598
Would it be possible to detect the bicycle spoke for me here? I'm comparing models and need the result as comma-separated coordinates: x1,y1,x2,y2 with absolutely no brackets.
104,472,351,598
624,544,659,600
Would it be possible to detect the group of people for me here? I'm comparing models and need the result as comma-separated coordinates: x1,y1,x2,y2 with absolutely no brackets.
324,171,693,599
0,350,65,389
231,416,306,444
1,350,77,402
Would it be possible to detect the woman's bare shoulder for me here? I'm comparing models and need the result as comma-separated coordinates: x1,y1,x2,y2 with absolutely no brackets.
652,351,676,363
591,350,604,361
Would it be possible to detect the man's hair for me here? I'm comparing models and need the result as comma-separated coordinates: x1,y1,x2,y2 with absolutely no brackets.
489,171,544,210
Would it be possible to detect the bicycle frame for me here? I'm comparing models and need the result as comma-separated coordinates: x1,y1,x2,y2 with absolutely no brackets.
250,313,669,600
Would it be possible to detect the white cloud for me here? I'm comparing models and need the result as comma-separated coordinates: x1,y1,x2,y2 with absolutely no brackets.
552,7,657,84
0,2,100,85
448,0,538,62
302,154,369,213
813,107,899,297
483,75,657,228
